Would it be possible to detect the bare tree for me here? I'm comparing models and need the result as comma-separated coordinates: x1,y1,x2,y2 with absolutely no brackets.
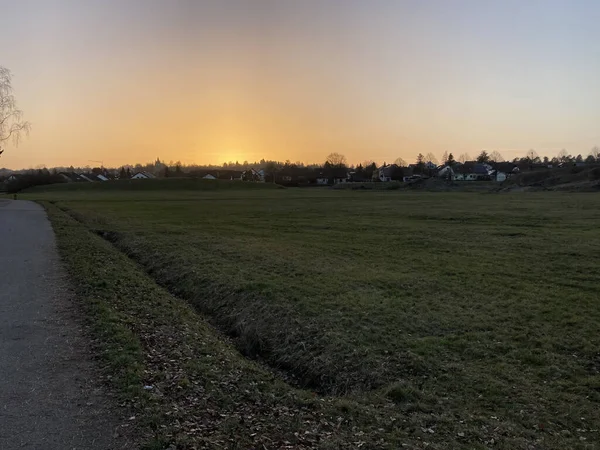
326,152,347,167
441,151,448,165
489,150,504,162
458,153,470,163
590,146,600,160
393,157,406,166
424,152,438,165
0,67,30,158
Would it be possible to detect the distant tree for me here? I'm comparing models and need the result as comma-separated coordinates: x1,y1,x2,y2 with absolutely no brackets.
550,157,559,166
390,165,404,181
476,151,490,163
119,167,126,179
0,67,31,159
575,154,583,163
175,164,183,176
585,154,596,164
446,153,455,166
424,152,438,165
265,161,277,183
394,157,406,167
326,152,347,167
542,156,549,165
414,153,425,174
590,146,600,161
364,162,378,178
362,160,376,168
163,166,170,178
441,151,448,166
126,167,131,178
557,149,569,163
526,149,539,163
458,153,470,163
489,150,504,162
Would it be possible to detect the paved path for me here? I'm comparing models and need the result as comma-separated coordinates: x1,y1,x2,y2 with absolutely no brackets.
0,200,129,449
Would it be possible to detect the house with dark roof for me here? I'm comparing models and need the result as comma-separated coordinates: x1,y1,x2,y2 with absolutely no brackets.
80,173,109,182
491,162,519,182
131,171,156,179
453,162,492,181
58,172,86,182
347,171,369,182
374,164,404,182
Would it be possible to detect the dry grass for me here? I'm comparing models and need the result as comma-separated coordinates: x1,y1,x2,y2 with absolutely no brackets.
35,187,600,449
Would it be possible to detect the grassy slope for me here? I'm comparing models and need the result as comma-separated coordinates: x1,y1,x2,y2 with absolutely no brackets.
45,202,405,449
37,189,600,449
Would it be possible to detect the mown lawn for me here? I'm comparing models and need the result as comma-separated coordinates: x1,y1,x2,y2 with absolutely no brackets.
31,186,600,449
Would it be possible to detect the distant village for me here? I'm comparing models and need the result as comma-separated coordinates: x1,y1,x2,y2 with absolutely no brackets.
2,148,600,192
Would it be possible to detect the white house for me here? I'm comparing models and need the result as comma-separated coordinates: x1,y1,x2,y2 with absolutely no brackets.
203,174,217,180
376,164,400,182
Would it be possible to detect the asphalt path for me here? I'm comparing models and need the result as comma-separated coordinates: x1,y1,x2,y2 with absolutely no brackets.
0,200,129,449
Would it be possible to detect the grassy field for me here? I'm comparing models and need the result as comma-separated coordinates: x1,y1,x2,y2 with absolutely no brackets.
24,177,282,193
28,184,600,449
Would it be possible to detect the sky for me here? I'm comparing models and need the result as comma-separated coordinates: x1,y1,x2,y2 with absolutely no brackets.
2,0,600,169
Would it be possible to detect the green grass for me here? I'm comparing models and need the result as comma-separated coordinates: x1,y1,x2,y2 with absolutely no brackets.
33,188,600,449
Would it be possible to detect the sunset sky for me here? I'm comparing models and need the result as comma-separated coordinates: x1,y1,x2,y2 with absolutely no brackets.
2,0,600,169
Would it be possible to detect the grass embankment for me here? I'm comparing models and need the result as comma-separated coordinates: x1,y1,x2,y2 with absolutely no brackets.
40,189,600,449
507,165,600,190
45,202,403,449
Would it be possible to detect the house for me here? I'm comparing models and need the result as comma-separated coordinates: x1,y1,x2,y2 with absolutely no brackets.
58,172,86,182
491,162,519,182
131,171,156,179
436,165,455,180
375,164,403,182
216,170,242,181
347,171,369,183
79,174,97,182
453,162,492,181
316,169,346,185
80,173,108,182
202,174,217,180
241,168,265,182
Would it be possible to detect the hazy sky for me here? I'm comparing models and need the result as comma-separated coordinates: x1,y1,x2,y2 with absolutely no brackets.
2,0,600,169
